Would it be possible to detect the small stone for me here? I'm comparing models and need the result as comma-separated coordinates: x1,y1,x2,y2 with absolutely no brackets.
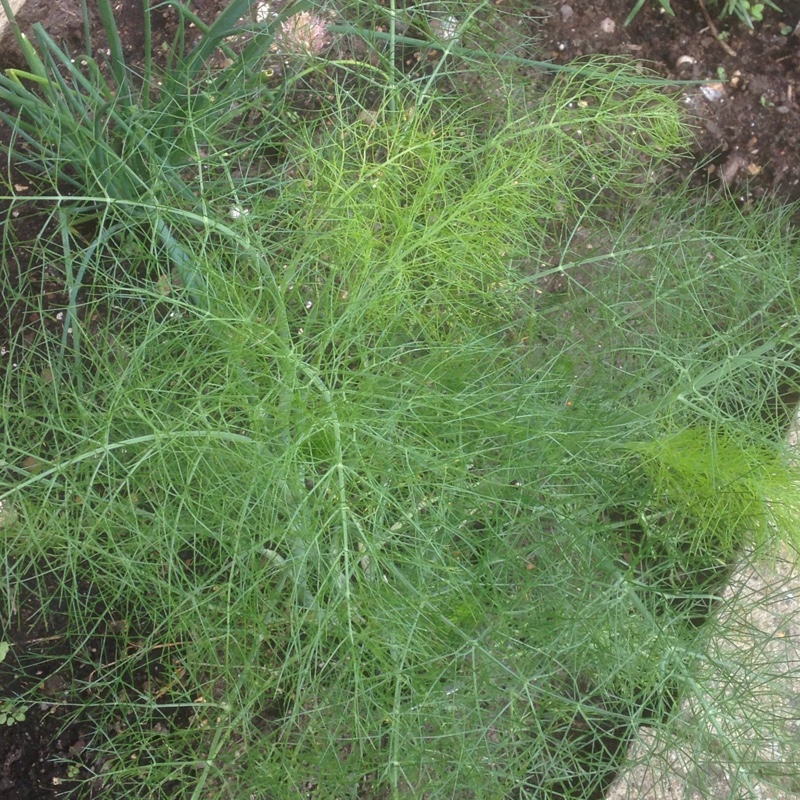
560,4,574,21
600,17,616,34
700,82,726,102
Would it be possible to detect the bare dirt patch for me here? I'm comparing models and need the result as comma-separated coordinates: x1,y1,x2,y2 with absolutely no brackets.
538,0,800,202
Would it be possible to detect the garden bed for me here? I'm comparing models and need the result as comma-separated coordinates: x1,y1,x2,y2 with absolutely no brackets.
2,2,800,800
539,0,800,204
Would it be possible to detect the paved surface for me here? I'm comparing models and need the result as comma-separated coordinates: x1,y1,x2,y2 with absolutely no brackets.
608,411,800,800
0,0,27,41
607,544,800,800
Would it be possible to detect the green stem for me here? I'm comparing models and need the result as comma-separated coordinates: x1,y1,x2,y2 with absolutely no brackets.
326,23,702,86
142,0,152,109
95,0,131,103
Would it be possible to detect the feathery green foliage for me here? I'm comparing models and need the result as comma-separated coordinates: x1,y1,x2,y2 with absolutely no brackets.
1,1,800,798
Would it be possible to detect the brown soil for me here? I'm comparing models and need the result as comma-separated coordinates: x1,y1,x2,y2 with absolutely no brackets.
0,0,228,69
1,566,192,800
537,0,800,202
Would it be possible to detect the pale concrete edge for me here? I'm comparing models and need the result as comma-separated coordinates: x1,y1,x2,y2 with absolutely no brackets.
0,0,28,50
605,405,800,800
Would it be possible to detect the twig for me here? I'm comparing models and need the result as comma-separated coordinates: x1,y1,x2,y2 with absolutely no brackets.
697,0,738,58
22,634,66,645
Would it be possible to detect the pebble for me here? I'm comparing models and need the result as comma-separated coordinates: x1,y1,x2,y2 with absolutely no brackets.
560,5,574,21
700,83,726,102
